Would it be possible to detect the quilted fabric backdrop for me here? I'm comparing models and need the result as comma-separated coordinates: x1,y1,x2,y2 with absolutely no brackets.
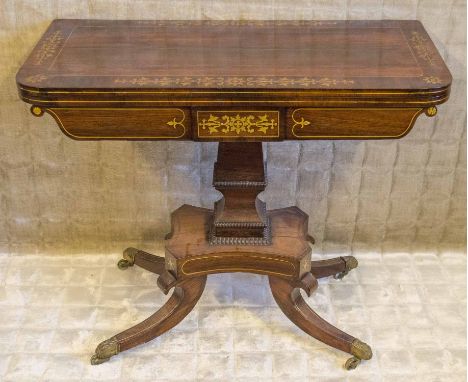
0,0,466,256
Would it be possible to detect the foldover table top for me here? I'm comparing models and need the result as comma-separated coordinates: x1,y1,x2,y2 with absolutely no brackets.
17,19,451,140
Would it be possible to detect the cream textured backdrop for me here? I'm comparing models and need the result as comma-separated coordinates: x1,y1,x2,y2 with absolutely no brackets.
0,0,466,256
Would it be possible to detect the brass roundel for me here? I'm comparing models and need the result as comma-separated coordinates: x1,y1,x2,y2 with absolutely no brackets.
425,106,437,117
30,105,44,117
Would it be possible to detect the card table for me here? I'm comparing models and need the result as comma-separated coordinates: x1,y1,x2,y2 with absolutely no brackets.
16,19,451,369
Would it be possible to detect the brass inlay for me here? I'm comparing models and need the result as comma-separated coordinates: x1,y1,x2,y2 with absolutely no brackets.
423,76,442,84
410,31,438,66
197,111,280,138
90,336,119,365
19,95,450,105
292,116,311,130
44,108,187,139
300,256,312,274
166,117,185,130
290,108,424,139
114,76,355,88
166,257,176,270
181,254,296,277
425,106,437,117
130,20,339,27
33,30,64,65
24,74,48,84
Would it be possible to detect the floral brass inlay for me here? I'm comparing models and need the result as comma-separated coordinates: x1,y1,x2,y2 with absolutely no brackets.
198,112,278,137
167,117,185,130
24,74,48,84
292,116,311,129
33,30,64,66
410,31,438,66
423,76,442,84
114,76,355,88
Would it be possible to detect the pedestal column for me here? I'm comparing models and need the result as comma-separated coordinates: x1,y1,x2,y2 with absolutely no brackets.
210,142,270,245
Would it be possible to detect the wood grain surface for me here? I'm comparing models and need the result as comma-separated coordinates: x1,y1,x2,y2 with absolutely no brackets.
17,19,451,141
17,19,451,107
164,204,311,280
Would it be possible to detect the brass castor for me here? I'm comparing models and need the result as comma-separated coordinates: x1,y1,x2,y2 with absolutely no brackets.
344,338,372,370
334,256,359,280
117,259,131,270
90,337,119,365
344,356,361,370
90,353,110,365
334,270,348,280
117,247,138,270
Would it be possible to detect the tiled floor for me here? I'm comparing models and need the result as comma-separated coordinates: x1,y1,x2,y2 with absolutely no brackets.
0,250,465,381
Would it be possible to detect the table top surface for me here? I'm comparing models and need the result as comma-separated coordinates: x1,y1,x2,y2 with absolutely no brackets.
17,19,451,96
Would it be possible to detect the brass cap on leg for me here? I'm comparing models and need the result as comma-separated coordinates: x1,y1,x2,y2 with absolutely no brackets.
334,256,359,280
344,339,372,370
350,339,373,360
118,248,138,269
123,248,138,265
90,337,120,365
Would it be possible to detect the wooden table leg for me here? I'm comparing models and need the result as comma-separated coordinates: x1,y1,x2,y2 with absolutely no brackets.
117,247,166,275
269,275,372,370
310,256,358,280
90,276,207,365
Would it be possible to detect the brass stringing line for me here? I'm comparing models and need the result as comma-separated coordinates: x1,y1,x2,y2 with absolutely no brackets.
181,253,296,276
118,301,180,343
182,267,293,277
47,25,78,70
18,85,449,96
21,95,449,105
398,27,421,67
182,254,296,265
291,107,424,139
44,108,186,139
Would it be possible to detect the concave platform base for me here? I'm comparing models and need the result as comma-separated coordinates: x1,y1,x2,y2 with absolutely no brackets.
91,205,372,370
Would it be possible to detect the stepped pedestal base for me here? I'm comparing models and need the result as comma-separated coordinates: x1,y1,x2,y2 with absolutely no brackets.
91,205,372,370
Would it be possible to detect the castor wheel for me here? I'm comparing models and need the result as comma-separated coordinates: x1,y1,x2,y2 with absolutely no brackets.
117,259,131,270
334,256,359,280
334,270,349,280
90,353,110,365
90,337,119,365
117,247,138,270
344,356,361,370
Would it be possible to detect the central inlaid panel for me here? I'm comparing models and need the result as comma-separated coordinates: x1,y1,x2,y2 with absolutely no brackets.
196,110,280,139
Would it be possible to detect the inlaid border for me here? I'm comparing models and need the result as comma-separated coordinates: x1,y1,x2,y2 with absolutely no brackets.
290,108,424,139
197,110,280,138
180,253,296,277
40,107,187,139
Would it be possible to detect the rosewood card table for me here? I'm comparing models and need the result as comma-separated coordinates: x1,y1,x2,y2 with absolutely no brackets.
16,19,451,370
